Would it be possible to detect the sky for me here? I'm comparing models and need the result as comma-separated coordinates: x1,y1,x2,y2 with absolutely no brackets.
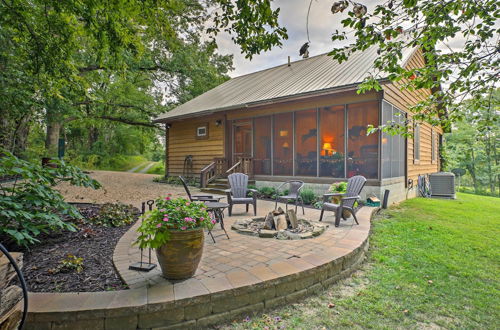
214,0,470,78
215,0,385,77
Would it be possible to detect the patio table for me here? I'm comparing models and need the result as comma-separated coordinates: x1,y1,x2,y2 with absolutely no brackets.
204,201,230,243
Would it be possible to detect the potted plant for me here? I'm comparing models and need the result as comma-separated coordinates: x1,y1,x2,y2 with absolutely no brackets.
134,195,215,280
328,182,352,218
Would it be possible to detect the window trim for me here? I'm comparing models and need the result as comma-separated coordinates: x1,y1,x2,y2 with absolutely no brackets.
413,123,420,164
431,129,436,164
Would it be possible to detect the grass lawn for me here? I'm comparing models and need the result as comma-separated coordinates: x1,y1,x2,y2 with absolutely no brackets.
224,193,500,329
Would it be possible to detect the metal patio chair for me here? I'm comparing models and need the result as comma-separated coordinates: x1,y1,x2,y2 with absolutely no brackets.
226,173,258,216
274,180,305,215
319,175,366,227
179,176,222,202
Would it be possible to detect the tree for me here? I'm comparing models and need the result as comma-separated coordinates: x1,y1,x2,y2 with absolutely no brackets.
326,0,499,134
444,89,499,195
0,0,287,156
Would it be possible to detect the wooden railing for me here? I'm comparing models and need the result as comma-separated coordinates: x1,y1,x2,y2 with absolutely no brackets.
226,157,253,177
200,158,227,188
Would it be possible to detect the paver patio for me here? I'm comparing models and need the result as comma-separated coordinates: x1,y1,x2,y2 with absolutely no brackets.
26,171,374,329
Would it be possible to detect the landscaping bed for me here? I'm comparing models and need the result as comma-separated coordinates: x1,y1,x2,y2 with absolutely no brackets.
11,203,140,293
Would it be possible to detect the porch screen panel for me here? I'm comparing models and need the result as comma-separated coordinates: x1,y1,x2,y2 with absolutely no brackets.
381,101,392,178
273,112,293,176
253,116,272,175
319,105,345,177
347,101,379,179
295,109,317,176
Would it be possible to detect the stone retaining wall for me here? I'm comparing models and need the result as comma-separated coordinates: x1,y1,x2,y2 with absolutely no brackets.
26,209,375,330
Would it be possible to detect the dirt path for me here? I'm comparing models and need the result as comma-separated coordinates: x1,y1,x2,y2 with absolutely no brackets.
56,170,196,208
138,162,156,173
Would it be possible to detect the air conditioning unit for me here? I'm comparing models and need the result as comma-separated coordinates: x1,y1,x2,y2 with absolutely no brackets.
429,172,456,199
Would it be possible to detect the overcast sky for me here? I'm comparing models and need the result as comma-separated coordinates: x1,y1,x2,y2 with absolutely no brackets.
215,0,384,77
214,0,471,78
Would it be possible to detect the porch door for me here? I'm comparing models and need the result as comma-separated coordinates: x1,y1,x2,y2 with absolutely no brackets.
232,121,252,164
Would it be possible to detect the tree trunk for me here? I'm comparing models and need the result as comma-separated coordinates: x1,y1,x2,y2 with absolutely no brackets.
469,148,478,193
45,121,61,156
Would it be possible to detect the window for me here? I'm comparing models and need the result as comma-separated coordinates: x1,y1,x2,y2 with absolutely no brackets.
319,105,345,177
295,109,317,176
347,101,379,179
253,116,272,175
195,123,208,139
414,123,420,163
381,101,406,178
273,112,293,175
431,129,436,163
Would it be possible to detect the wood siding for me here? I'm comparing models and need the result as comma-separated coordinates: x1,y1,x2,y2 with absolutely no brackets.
167,115,225,176
382,48,442,182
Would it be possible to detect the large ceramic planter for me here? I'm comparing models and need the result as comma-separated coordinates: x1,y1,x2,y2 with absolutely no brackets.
155,228,204,280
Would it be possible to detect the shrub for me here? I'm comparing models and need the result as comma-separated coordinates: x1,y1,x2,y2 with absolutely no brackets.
300,189,317,205
135,196,213,249
88,203,136,227
0,150,101,247
258,186,277,199
329,181,347,193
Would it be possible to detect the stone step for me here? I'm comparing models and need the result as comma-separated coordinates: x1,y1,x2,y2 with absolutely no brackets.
206,183,228,189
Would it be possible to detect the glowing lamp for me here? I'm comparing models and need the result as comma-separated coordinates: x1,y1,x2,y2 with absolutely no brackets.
282,142,290,148
279,130,288,137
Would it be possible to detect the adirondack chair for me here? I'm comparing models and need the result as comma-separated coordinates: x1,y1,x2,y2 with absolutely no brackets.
179,176,222,202
319,175,366,227
274,180,305,215
226,173,258,216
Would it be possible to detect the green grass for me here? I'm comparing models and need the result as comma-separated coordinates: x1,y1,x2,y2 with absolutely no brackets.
145,161,165,175
224,193,500,329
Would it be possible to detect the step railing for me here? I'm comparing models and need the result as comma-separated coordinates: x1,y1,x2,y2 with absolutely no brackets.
200,158,227,188
226,157,253,177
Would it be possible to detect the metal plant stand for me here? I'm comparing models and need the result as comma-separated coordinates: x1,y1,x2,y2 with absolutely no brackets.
129,200,157,272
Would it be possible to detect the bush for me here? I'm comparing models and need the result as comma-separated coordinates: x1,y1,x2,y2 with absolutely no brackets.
88,203,136,227
329,181,347,193
300,189,317,205
258,186,277,199
0,150,101,247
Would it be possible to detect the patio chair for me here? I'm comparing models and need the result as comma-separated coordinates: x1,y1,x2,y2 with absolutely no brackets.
179,176,222,202
226,173,258,216
319,175,366,227
274,180,305,215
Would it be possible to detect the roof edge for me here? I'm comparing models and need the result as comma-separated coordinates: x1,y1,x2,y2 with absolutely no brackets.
154,79,389,123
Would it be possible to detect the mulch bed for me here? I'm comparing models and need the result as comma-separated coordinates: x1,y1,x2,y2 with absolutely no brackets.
11,204,140,293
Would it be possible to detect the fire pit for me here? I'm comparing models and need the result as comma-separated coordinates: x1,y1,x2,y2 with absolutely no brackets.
231,208,328,240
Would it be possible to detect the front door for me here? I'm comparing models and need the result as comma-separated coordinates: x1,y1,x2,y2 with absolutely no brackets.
233,121,252,164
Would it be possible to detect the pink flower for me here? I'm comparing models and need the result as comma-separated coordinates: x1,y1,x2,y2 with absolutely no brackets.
200,217,204,221
184,217,191,222
165,196,171,200
185,202,190,206
163,217,169,222
181,226,187,230
211,219,216,224
156,223,162,228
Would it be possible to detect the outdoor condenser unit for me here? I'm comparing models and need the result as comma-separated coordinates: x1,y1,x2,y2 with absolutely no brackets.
429,172,456,199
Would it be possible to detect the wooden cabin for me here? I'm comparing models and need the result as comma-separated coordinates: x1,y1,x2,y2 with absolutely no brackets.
155,46,442,203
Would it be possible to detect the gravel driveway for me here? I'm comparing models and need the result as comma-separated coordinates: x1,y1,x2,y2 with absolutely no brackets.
56,170,201,207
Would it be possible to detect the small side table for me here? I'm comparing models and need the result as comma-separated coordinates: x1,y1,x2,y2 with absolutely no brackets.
204,201,230,243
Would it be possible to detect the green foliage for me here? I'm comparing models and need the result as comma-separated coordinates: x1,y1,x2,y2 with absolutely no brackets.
328,0,499,134
135,196,213,249
0,150,101,247
228,193,500,329
300,189,317,205
329,181,347,193
146,162,165,175
88,203,136,227
258,186,278,199
444,90,499,196
49,254,84,274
